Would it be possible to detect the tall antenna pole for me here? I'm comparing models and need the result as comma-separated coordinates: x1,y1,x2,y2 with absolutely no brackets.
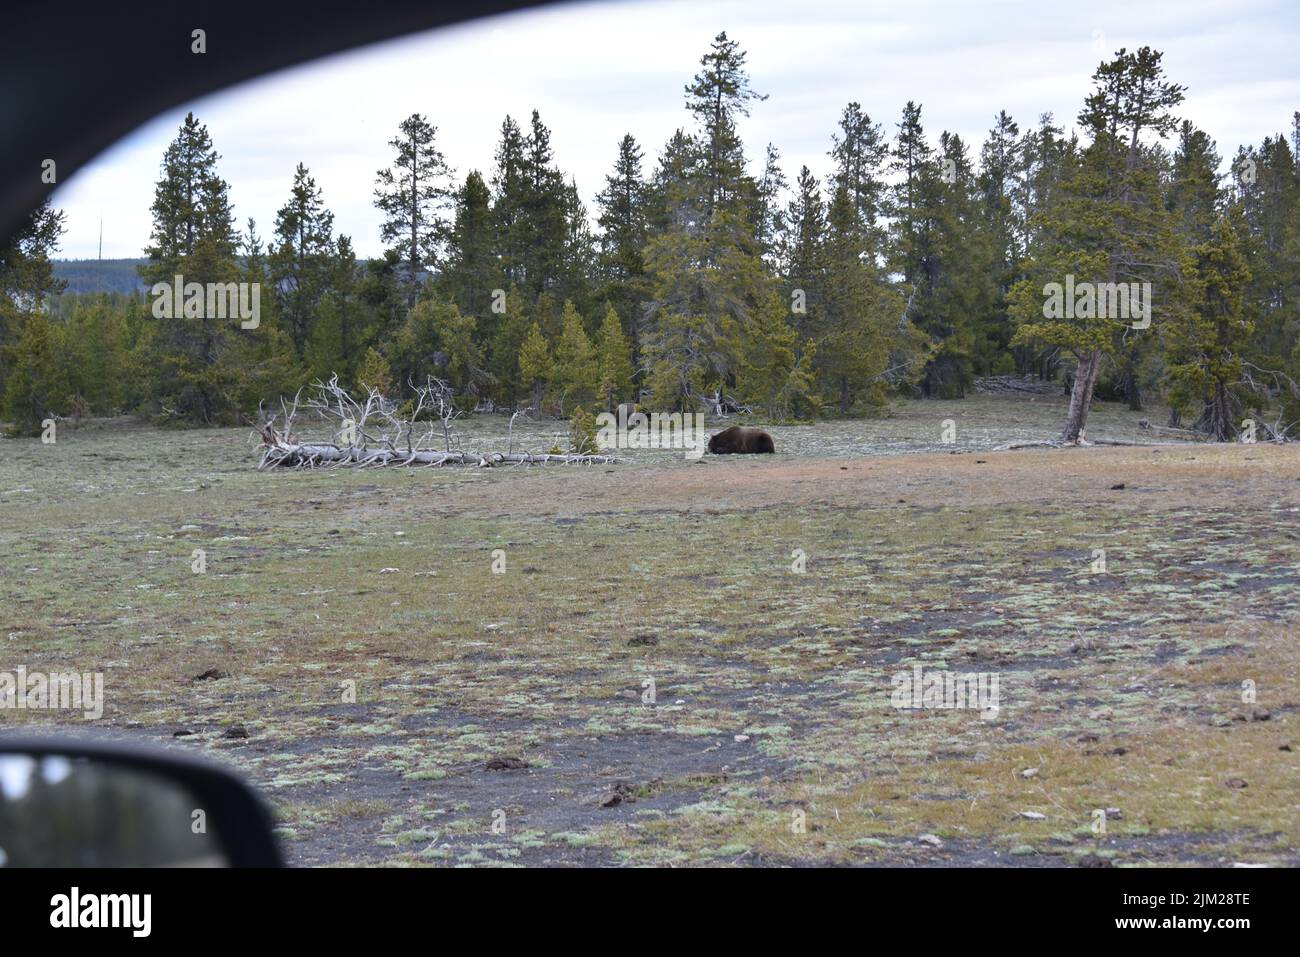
98,216,103,261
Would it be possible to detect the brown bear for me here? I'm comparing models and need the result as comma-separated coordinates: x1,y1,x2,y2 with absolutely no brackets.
707,425,775,454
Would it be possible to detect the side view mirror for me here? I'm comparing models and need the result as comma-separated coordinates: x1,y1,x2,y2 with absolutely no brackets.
0,737,283,867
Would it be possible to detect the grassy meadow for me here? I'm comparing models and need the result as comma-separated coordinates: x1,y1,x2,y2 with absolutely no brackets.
1,393,1297,866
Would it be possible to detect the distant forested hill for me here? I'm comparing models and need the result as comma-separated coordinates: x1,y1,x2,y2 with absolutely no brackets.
53,259,149,295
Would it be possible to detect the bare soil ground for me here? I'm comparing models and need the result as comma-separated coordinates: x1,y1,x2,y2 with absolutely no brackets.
2,394,1297,866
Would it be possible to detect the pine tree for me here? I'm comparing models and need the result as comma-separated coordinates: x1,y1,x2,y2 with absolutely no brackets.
138,112,244,424
781,166,828,344
736,294,816,420
1019,114,1078,260
597,134,649,280
596,134,650,347
889,106,986,397
431,300,483,394
820,184,916,412
374,114,455,304
1283,185,1300,428
491,116,528,285
645,129,699,234
534,292,562,345
231,218,300,410
486,284,532,408
889,101,934,286
754,143,788,262
442,171,499,320
553,300,598,409
1,201,65,307
1159,122,1226,427
829,102,889,258
642,33,772,411
559,176,596,309
518,321,553,410
386,295,484,396
62,293,128,414
272,162,336,357
2,311,68,435
358,250,410,350
305,235,367,387
356,346,394,396
568,405,598,453
0,199,65,403
1013,113,1078,378
522,110,570,297
1162,216,1253,439
489,111,587,304
685,31,767,215
976,110,1025,373
1011,47,1186,442
1169,121,1222,242
1235,132,1297,377
595,302,634,410
925,130,993,397
140,112,238,285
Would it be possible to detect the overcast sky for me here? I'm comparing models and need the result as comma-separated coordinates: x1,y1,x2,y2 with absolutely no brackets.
51,0,1300,260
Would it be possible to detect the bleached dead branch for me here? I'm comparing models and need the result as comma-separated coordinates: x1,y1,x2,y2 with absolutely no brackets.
256,377,617,469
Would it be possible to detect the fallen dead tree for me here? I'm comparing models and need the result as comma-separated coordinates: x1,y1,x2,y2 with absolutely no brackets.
701,388,752,417
974,375,1061,396
992,437,1200,451
1138,419,1213,440
258,439,616,468
257,376,617,469
991,439,1064,451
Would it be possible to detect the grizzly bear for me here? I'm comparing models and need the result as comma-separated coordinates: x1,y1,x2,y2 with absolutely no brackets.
707,425,775,454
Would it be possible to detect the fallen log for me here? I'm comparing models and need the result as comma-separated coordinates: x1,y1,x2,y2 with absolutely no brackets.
1090,438,1202,447
991,437,1202,452
991,439,1063,451
256,376,618,469
974,375,1060,396
258,436,616,469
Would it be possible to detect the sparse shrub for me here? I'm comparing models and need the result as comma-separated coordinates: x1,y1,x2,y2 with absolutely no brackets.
356,347,394,397
568,404,597,453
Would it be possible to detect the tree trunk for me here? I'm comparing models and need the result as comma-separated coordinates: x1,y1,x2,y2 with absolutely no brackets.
1061,350,1101,444
1197,382,1238,442
1124,372,1142,411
